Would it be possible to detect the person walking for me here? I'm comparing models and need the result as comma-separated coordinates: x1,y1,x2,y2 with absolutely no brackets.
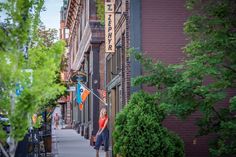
54,113,60,129
94,108,109,157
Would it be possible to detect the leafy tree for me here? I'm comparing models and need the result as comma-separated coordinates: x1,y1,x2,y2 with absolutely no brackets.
96,0,105,25
0,0,66,157
0,42,65,157
36,24,58,47
129,0,236,156
113,92,184,157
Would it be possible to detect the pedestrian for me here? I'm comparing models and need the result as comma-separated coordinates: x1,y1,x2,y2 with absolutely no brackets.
54,113,60,129
94,108,109,157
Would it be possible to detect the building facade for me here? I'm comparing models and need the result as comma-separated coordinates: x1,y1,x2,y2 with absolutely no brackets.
128,0,211,156
61,0,217,156
64,0,105,140
59,0,71,126
104,0,130,147
107,0,211,156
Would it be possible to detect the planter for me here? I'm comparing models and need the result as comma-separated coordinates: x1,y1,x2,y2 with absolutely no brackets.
43,134,52,152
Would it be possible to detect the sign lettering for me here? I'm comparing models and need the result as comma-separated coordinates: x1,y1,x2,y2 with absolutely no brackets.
105,2,115,53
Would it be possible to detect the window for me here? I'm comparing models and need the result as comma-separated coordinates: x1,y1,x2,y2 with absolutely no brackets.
106,56,112,83
84,0,87,28
118,85,122,111
111,53,117,79
116,40,122,74
76,29,79,52
82,4,85,31
79,19,82,41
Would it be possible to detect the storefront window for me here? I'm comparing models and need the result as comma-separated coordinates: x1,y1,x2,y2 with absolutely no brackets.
106,55,112,83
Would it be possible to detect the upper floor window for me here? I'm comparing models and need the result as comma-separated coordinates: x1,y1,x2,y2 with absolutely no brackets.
106,55,112,83
79,19,82,41
116,40,122,74
111,52,117,79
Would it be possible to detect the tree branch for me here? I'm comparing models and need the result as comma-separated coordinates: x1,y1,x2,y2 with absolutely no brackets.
223,64,236,74
211,106,223,121
0,142,9,157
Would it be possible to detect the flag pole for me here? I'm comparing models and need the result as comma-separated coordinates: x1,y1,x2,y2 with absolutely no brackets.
78,81,108,106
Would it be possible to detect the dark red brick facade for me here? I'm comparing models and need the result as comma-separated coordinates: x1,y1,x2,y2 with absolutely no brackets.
60,0,234,156
141,0,209,156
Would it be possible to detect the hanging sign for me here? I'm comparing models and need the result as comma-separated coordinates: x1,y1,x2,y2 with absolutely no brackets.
105,1,115,53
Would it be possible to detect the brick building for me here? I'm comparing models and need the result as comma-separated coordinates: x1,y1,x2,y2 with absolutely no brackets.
64,0,105,139
104,0,130,148
61,0,213,156
107,0,210,156
128,0,210,156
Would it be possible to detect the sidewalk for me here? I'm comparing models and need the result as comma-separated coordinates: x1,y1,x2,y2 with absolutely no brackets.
52,129,105,157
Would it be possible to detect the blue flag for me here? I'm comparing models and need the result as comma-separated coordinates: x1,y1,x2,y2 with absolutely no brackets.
76,83,90,104
76,83,82,104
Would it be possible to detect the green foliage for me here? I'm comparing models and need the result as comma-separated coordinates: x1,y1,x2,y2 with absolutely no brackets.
0,2,43,152
229,96,236,112
183,0,236,156
96,0,105,25
0,129,6,143
185,0,197,10
0,0,66,144
36,24,58,47
0,40,66,141
33,115,43,129
209,119,236,156
0,0,44,51
129,0,236,156
113,92,184,157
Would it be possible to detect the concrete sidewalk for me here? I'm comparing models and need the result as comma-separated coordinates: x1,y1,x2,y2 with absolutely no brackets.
52,129,105,157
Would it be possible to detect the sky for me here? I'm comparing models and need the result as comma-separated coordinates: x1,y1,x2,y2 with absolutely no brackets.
0,0,63,30
41,0,64,30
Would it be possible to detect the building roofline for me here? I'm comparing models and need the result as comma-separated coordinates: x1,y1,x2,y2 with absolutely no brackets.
65,0,72,28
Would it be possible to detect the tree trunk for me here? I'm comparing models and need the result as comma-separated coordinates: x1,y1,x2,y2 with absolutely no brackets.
7,137,17,157
8,92,17,157
0,142,9,157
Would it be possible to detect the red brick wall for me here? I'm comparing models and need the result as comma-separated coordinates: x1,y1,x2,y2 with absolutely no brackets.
142,0,187,63
141,0,210,156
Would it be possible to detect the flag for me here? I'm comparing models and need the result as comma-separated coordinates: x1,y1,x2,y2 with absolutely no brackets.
76,82,90,104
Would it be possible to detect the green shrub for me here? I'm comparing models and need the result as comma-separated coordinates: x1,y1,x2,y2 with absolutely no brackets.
113,92,184,157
